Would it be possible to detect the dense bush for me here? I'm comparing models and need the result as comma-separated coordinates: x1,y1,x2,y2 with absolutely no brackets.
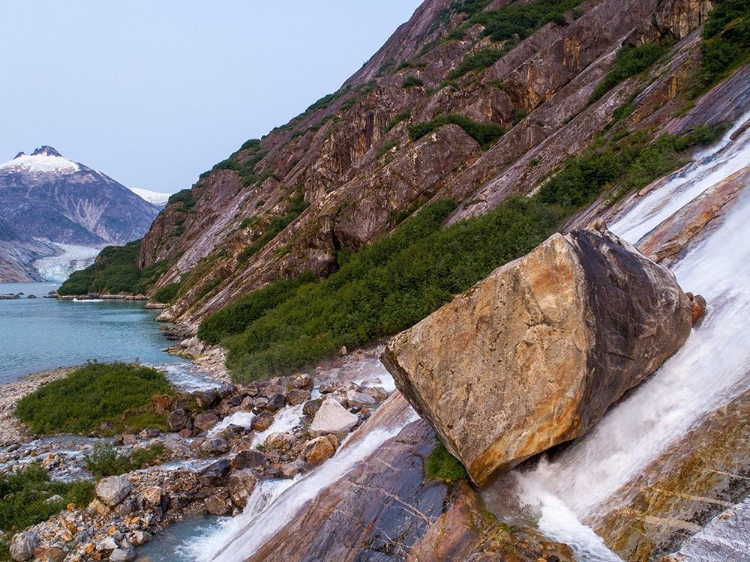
386,109,412,131
152,282,181,304
589,43,668,103
447,48,506,80
58,241,172,296
237,194,310,263
692,0,750,95
221,198,560,381
15,363,173,435
200,123,721,383
0,464,94,540
59,241,142,295
84,442,166,478
408,114,504,149
167,188,195,209
401,76,424,88
425,442,468,482
458,0,582,41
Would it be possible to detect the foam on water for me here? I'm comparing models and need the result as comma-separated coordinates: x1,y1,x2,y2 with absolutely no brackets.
513,115,750,553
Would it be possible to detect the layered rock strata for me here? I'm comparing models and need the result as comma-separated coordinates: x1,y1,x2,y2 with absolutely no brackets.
383,227,693,485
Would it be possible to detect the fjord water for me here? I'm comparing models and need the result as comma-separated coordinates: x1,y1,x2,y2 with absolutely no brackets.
0,282,181,383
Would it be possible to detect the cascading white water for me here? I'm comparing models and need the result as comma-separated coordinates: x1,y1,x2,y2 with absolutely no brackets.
513,114,750,559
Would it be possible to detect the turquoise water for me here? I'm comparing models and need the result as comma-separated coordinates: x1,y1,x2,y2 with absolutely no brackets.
0,282,183,384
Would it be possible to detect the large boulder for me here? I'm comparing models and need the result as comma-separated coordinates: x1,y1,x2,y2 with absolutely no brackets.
309,399,359,441
9,532,37,561
95,475,131,507
228,469,258,508
382,228,693,486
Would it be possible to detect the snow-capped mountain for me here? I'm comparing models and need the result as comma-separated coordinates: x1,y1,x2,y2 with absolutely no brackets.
0,146,160,282
129,187,172,208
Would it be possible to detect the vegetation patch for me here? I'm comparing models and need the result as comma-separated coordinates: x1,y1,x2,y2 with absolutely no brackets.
457,0,582,41
376,139,399,160
167,188,195,210
386,109,412,131
152,281,181,304
237,193,310,264
15,363,173,435
589,42,669,103
84,442,166,478
402,76,424,89
692,0,750,96
447,48,507,80
0,464,94,551
425,442,468,482
409,114,504,149
200,121,721,382
58,241,171,296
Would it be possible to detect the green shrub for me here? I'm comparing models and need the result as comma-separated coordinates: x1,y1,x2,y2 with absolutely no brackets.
83,443,132,478
15,363,173,435
692,0,750,96
589,43,669,103
203,123,721,382
457,0,582,41
0,464,94,537
447,48,505,80
409,114,504,149
386,109,412,131
167,189,195,209
59,241,143,295
402,76,424,89
152,282,181,304
376,139,399,160
237,193,310,263
425,442,468,482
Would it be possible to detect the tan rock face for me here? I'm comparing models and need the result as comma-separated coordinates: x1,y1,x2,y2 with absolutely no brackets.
383,227,693,486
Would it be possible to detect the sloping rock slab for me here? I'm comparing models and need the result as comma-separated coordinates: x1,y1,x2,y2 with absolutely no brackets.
383,227,693,485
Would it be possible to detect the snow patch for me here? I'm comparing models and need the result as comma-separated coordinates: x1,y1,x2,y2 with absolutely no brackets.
0,154,79,174
129,187,172,207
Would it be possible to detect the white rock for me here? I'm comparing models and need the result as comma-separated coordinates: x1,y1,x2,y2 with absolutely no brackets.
309,399,359,440
95,475,131,507
9,532,37,561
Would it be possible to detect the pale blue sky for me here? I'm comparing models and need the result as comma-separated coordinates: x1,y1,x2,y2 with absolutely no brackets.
0,1,422,194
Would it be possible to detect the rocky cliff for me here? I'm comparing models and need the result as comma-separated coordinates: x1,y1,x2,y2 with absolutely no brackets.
0,146,159,282
131,0,747,330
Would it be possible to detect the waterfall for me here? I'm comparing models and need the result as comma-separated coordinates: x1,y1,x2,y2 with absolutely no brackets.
510,113,750,559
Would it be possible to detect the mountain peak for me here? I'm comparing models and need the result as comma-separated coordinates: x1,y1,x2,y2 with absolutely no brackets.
31,146,63,158
13,152,26,159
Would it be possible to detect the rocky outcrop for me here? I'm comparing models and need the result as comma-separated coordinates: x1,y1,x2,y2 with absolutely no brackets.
593,388,750,561
383,227,693,485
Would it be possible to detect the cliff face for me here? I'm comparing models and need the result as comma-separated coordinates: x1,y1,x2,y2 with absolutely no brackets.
136,0,745,328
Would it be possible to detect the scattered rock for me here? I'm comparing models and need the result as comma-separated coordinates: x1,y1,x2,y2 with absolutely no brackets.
152,395,174,416
129,530,152,547
199,459,232,487
167,409,189,432
109,547,136,561
251,411,274,432
228,469,258,508
687,292,707,324
346,389,376,408
194,389,219,409
264,432,296,454
231,449,267,471
287,388,312,406
265,393,287,412
281,459,310,479
193,412,219,433
95,475,131,507
201,437,230,456
205,494,231,516
302,399,322,419
363,386,389,402
141,487,162,507
9,531,37,561
309,399,359,440
302,436,336,466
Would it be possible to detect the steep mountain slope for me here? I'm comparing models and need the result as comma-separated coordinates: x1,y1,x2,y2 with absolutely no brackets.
0,146,159,281
130,0,746,331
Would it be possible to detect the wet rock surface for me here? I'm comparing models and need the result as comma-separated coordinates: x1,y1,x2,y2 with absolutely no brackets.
383,227,694,485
